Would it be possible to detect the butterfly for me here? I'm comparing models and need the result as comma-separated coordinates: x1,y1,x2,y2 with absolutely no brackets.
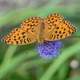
2,13,76,45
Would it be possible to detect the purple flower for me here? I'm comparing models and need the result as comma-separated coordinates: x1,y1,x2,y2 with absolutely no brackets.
37,41,63,59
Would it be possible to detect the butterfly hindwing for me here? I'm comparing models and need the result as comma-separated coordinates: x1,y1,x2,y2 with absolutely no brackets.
3,27,37,45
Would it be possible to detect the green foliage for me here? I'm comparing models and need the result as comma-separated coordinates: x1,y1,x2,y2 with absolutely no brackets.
0,0,80,80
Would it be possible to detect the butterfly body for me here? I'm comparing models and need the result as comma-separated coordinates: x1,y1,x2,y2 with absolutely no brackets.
3,13,76,45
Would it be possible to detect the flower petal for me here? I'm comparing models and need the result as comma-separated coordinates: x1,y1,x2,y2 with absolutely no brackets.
37,41,63,59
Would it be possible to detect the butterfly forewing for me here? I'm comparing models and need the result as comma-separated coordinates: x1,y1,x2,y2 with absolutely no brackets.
21,17,42,35
44,13,76,41
3,17,42,45
44,13,64,32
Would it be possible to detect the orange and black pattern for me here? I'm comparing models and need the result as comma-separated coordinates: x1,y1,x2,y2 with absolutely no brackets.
3,13,76,45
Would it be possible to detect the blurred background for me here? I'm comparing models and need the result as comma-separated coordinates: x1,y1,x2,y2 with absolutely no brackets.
0,0,80,80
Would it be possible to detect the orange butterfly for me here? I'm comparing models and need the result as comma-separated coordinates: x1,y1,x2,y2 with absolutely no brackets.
3,13,76,45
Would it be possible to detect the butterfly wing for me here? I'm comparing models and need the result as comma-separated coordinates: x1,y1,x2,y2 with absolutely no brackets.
3,17,42,45
3,28,37,45
44,13,76,41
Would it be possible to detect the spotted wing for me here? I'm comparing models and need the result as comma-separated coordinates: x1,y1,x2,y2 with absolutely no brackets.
43,13,76,41
3,17,42,45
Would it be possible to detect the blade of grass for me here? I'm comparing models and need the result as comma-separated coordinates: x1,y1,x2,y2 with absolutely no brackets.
57,62,69,80
40,42,80,80
17,58,51,71
17,58,51,77
0,49,37,79
3,46,17,64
